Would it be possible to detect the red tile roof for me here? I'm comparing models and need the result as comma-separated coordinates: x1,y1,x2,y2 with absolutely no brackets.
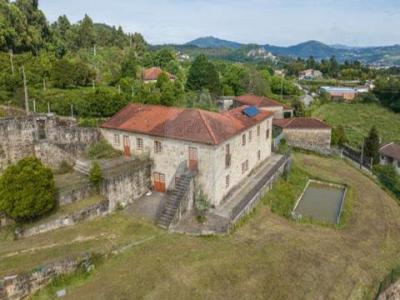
101,104,273,145
273,117,331,129
379,143,400,161
142,67,175,81
235,94,292,110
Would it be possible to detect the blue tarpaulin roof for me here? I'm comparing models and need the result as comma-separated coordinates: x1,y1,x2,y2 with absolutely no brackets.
242,106,260,118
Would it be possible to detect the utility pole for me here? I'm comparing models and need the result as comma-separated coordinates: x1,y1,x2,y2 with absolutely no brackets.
92,79,95,90
9,50,15,75
118,85,121,94
47,102,51,114
22,66,29,115
33,99,36,113
93,44,96,56
70,104,74,118
43,78,47,91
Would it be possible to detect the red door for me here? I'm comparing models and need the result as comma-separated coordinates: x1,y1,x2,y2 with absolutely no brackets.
189,147,198,171
123,135,130,157
154,172,166,193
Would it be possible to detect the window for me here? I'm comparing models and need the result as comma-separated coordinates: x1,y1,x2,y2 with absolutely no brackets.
136,138,143,150
258,150,261,161
154,141,162,153
257,125,261,137
242,160,249,174
114,134,120,145
226,175,230,189
249,130,252,142
242,134,246,146
266,129,270,140
225,144,231,168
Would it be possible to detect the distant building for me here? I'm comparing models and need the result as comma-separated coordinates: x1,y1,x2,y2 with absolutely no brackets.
142,67,175,84
320,86,358,101
379,143,400,175
247,48,276,61
273,117,332,152
177,51,190,62
299,69,323,80
234,94,294,119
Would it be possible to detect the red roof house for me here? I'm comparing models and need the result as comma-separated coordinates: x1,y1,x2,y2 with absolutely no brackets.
142,67,175,82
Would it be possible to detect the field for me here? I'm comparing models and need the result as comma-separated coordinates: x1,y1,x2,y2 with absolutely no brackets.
312,102,400,147
2,154,400,300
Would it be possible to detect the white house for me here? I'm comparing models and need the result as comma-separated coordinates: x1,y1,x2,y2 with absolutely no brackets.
101,104,274,206
379,143,400,175
299,69,323,80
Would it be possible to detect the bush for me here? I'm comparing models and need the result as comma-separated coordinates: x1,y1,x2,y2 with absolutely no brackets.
86,140,122,160
373,165,400,199
0,157,56,222
89,162,103,188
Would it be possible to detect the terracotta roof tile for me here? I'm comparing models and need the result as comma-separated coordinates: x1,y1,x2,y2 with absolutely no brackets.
379,143,400,161
235,94,292,110
142,67,175,81
273,117,331,129
101,104,273,145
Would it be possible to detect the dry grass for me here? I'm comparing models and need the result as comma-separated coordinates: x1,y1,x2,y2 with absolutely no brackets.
3,154,400,300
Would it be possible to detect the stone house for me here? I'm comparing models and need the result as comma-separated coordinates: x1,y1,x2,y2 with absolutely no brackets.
273,117,331,151
101,104,273,207
142,67,175,84
379,143,400,175
234,94,294,119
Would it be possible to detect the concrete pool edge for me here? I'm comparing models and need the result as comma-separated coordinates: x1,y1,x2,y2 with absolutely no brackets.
292,179,347,225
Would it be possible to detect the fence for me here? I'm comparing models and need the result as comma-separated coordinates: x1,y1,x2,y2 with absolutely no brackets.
341,144,372,170
231,154,290,222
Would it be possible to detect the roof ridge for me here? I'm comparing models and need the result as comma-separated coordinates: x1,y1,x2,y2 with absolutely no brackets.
198,110,218,145
380,142,394,150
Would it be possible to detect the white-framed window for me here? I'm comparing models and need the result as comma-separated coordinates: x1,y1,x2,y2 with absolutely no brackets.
155,141,162,153
226,175,230,189
137,138,143,150
114,134,120,145
242,134,246,146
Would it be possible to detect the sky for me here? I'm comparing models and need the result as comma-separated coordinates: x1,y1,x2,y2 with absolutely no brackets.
39,0,400,47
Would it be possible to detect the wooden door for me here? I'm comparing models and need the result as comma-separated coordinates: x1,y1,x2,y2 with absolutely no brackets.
189,147,198,171
123,135,130,156
154,172,166,193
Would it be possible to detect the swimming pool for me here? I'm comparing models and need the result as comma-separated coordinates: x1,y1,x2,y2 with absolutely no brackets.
293,180,347,224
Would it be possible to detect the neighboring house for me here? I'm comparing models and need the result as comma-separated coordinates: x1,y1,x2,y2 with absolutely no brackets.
379,143,400,175
299,69,323,80
101,104,274,207
142,67,175,84
234,94,294,119
320,86,358,101
273,117,332,151
216,96,235,112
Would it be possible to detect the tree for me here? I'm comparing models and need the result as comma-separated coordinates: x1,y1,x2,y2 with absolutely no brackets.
153,48,175,69
0,157,56,222
331,125,348,146
292,98,305,117
75,14,96,49
364,126,380,165
186,54,221,96
120,49,138,78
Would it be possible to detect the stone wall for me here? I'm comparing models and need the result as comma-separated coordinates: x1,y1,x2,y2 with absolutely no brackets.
0,115,100,172
0,253,93,300
101,159,152,210
57,182,94,207
282,128,332,152
378,279,400,300
16,200,109,238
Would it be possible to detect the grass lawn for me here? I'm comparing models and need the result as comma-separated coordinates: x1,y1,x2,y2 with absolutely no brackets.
312,102,400,147
2,154,400,300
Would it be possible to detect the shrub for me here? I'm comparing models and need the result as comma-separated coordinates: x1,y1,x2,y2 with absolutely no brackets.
373,165,400,199
0,157,56,222
89,162,103,188
195,189,210,223
86,140,122,160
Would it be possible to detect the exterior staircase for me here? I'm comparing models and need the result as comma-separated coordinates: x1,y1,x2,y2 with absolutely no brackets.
74,159,91,175
157,173,193,229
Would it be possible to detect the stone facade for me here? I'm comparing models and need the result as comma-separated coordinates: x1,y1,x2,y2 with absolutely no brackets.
281,128,332,151
101,116,273,207
0,115,100,172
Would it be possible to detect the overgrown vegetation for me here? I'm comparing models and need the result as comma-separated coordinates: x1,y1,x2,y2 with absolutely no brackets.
373,165,400,200
0,157,56,222
86,140,122,160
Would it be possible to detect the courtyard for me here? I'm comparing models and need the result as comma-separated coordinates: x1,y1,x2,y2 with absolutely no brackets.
1,153,400,299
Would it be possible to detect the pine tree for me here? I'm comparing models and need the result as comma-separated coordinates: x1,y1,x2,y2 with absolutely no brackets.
364,126,380,165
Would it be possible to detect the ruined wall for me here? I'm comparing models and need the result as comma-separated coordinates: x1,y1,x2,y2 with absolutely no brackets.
101,160,152,210
0,254,93,300
282,128,332,152
0,115,100,172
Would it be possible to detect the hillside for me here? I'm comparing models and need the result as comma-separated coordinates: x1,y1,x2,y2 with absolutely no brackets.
313,102,400,147
186,36,242,49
